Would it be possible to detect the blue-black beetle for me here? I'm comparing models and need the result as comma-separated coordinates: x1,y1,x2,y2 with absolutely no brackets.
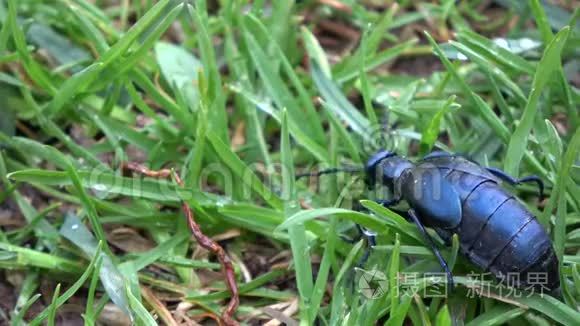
364,150,560,292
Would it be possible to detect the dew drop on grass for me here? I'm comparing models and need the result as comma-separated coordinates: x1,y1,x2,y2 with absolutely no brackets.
215,197,231,207
92,184,107,192
91,184,109,199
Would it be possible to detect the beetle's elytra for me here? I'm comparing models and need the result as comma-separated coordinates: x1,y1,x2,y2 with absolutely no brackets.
365,150,560,292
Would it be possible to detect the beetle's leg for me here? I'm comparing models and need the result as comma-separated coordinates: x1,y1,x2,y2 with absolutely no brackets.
376,198,401,208
339,224,363,244
355,225,377,268
408,209,455,290
433,228,453,247
486,167,545,199
376,198,412,222
340,224,376,256
423,150,452,160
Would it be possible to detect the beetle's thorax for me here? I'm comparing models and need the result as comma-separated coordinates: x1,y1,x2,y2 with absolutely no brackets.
366,154,413,191
380,156,414,188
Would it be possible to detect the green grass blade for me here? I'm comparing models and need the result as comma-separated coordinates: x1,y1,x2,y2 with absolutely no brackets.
529,0,554,43
7,0,55,93
45,63,104,117
449,41,526,105
554,128,580,263
83,258,104,326
310,61,372,142
187,2,228,141
125,283,157,325
243,29,325,144
456,30,535,75
420,95,456,155
207,130,283,209
503,26,570,176
155,41,202,112
66,162,109,246
309,214,337,324
335,40,417,83
515,293,580,325
389,235,401,319
228,85,330,163
425,32,510,143
28,242,104,325
7,168,229,205
276,207,391,234
46,284,61,326
60,214,132,321
465,306,526,326
98,0,172,66
282,109,313,323
246,16,325,141
11,294,41,326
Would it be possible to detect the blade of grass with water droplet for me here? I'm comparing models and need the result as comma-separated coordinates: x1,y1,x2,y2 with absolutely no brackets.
456,31,535,75
277,207,385,233
6,168,225,205
449,41,526,105
323,102,362,163
60,214,132,322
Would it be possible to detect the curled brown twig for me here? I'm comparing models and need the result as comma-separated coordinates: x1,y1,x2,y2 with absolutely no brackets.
122,162,240,326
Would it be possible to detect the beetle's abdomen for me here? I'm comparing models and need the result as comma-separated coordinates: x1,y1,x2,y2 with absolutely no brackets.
488,219,560,290
448,173,560,291
466,197,534,269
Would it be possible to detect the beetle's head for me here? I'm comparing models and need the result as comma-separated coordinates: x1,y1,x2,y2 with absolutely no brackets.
365,150,413,190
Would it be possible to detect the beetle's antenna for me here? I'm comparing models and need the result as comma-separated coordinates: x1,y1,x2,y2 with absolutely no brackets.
295,166,363,179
